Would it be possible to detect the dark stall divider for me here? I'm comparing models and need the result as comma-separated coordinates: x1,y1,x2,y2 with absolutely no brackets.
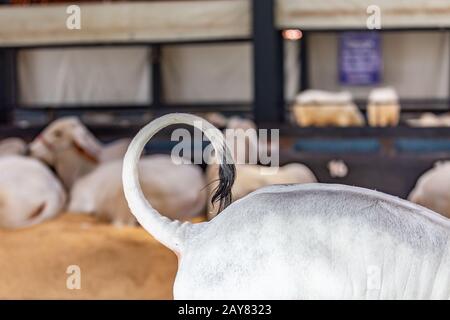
0,48,16,124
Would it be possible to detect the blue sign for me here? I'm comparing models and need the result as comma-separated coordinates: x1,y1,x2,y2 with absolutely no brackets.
339,32,382,85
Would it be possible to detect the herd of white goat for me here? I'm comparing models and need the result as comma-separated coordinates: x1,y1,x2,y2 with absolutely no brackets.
0,103,450,230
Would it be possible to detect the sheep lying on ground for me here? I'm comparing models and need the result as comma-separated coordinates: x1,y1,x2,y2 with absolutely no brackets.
367,87,400,127
407,112,450,127
69,155,206,226
0,155,66,229
408,161,450,218
292,90,365,127
30,117,130,188
0,138,27,156
0,214,177,299
99,138,131,163
123,113,449,299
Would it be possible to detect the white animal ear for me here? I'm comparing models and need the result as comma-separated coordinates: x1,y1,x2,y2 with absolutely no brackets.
433,160,445,168
71,127,102,164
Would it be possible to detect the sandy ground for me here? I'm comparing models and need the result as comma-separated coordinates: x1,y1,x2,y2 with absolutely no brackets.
0,213,181,299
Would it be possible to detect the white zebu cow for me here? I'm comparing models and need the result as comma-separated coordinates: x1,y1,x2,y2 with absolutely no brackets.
69,155,206,226
0,155,66,229
123,113,450,299
408,161,450,219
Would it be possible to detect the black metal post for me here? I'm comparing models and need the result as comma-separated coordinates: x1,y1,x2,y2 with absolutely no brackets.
0,49,16,125
299,31,309,91
151,45,163,110
448,31,450,110
252,0,284,125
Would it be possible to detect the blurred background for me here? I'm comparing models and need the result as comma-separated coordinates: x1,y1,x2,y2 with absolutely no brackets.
1,0,450,299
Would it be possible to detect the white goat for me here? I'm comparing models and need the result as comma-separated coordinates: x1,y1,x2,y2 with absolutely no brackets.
123,113,450,299
0,138,27,156
69,154,206,226
408,161,450,219
29,117,130,188
0,155,66,229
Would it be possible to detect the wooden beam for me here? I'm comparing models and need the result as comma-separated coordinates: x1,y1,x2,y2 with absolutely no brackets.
277,0,450,30
0,1,251,47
